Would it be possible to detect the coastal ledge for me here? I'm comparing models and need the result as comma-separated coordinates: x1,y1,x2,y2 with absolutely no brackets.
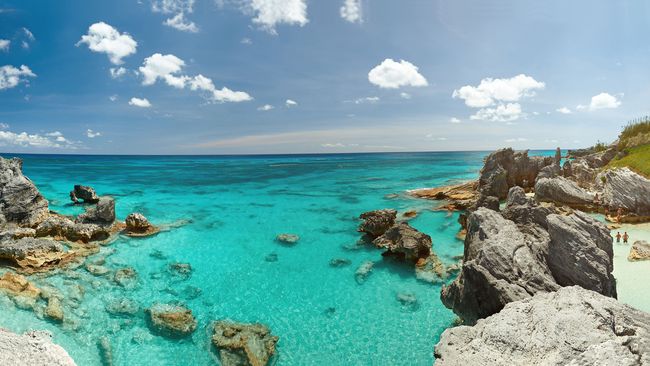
0,328,76,366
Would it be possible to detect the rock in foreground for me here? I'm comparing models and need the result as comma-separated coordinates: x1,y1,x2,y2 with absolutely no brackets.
0,329,76,366
0,157,49,227
0,237,73,272
75,197,115,225
146,303,197,338
212,321,279,366
435,286,650,366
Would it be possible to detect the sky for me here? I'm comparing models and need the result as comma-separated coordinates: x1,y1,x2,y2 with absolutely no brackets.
0,0,648,154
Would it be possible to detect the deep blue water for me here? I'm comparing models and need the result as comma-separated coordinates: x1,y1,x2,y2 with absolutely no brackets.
0,151,549,365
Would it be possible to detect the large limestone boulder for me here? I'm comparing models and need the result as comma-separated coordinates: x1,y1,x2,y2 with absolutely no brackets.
535,176,594,206
598,168,650,217
124,213,158,237
212,321,279,366
0,157,49,227
440,208,559,324
478,148,555,199
0,237,72,272
629,241,650,261
69,185,99,204
36,215,110,243
146,303,197,338
546,212,617,298
75,197,115,225
372,222,431,261
358,209,397,238
0,329,77,366
434,286,650,366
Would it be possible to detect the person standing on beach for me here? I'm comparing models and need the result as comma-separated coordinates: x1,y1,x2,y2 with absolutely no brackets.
623,232,629,244
616,232,622,243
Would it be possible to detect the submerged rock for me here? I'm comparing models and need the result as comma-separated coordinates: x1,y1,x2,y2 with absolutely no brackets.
0,157,49,228
76,197,115,225
168,262,192,279
114,268,138,288
435,286,650,366
264,253,278,262
0,271,41,300
275,233,299,244
146,303,197,338
0,329,77,366
45,296,64,322
414,253,447,283
97,336,113,366
105,297,139,317
396,292,419,311
212,321,279,366
69,185,99,204
357,209,397,238
124,213,158,237
355,260,374,284
372,222,431,262
329,258,352,267
629,240,650,261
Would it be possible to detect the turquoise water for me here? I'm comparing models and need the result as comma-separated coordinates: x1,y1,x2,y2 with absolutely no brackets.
0,152,490,365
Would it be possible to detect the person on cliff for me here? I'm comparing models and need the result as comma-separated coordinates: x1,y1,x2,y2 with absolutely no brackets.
616,232,622,243
623,232,629,244
617,207,623,223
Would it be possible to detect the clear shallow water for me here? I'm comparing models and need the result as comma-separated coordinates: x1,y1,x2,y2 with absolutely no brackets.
0,152,490,365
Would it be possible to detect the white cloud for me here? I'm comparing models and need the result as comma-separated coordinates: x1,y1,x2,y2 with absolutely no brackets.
20,28,35,49
285,99,297,107
139,53,188,87
321,143,345,148
0,39,10,51
505,137,528,143
587,92,621,110
164,12,199,33
109,94,118,102
450,117,461,124
470,103,523,122
257,104,274,111
77,22,137,65
0,123,9,130
0,130,77,149
152,0,195,13
0,65,36,90
556,107,572,114
452,74,545,108
110,67,127,79
340,0,362,23
86,129,101,138
353,96,379,104
246,0,308,33
241,38,252,45
368,59,428,89
188,74,253,103
129,97,152,108
400,92,411,99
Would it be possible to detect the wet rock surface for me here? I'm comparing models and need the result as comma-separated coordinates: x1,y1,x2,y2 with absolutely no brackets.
212,321,279,366
435,286,650,366
146,303,197,338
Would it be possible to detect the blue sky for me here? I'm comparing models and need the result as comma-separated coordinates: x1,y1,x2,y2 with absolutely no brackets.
0,0,647,154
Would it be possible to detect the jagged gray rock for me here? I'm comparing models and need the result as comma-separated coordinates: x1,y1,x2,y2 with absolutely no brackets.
546,212,617,298
212,321,279,366
535,176,594,205
435,286,650,366
0,237,70,271
36,215,109,243
0,157,49,227
69,185,99,204
0,329,76,366
372,222,431,261
358,209,397,238
598,168,650,217
76,197,115,225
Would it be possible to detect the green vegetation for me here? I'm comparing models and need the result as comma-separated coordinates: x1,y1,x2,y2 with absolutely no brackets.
590,141,608,152
619,116,650,149
608,143,650,177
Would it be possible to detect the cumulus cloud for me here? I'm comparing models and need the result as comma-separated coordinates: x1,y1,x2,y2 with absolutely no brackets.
452,74,545,108
151,1,199,32
285,99,297,107
0,130,77,149
585,92,621,110
0,123,9,129
77,22,138,65
164,13,199,32
0,65,36,90
219,0,308,34
470,103,523,122
86,129,101,138
188,74,253,103
110,67,127,79
257,104,274,111
129,97,152,108
556,107,572,114
340,0,362,23
0,39,9,51
368,59,428,89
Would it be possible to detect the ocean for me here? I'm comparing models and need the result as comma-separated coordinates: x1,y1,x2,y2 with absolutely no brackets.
0,151,530,365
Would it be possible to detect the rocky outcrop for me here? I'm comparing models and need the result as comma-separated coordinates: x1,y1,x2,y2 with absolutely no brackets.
0,237,73,272
357,209,397,238
0,272,41,299
124,213,158,236
212,321,279,366
478,148,555,199
546,212,617,298
146,303,197,338
435,286,650,366
598,168,650,218
535,176,594,206
76,197,115,225
372,222,431,261
0,329,76,366
69,185,99,204
36,215,110,243
409,181,479,210
629,241,650,261
0,157,49,227
275,233,299,244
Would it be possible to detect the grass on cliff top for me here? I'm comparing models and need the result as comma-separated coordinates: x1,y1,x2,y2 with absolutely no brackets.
608,143,650,178
619,119,650,149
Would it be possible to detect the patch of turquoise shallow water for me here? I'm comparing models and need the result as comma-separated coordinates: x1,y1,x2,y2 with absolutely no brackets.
0,151,524,365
